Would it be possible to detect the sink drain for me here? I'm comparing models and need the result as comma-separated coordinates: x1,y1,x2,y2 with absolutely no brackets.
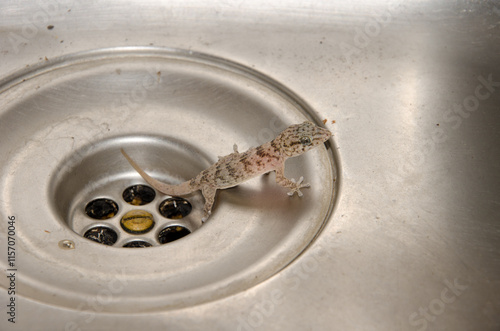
62,156,196,247
0,47,339,312
51,134,207,248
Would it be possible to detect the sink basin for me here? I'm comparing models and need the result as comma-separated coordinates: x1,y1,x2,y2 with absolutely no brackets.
0,1,499,330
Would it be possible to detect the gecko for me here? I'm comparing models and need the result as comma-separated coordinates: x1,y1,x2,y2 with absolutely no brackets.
121,121,331,223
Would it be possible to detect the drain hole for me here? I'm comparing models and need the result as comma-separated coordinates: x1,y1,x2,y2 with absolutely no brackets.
85,198,119,220
159,198,192,219
120,210,155,234
158,226,191,244
83,226,118,246
123,240,153,248
122,185,156,206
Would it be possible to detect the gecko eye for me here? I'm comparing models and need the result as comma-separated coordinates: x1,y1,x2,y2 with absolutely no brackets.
299,136,312,146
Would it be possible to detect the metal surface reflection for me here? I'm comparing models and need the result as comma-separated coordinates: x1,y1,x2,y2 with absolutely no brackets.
0,1,498,330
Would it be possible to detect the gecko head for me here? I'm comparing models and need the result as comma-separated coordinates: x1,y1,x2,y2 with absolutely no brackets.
275,121,331,157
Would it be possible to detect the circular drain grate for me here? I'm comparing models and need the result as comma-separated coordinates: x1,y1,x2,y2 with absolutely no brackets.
51,134,207,249
0,47,339,312
81,185,192,247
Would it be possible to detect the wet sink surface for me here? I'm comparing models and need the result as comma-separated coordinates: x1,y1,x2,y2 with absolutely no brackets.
0,1,499,330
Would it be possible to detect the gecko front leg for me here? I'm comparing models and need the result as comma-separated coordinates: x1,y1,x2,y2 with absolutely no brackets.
218,144,239,160
201,185,217,223
275,165,310,197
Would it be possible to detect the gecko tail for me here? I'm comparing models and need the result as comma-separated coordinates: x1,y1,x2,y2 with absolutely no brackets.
120,148,193,196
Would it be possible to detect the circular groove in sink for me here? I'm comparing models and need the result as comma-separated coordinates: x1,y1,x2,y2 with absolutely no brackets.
0,47,339,312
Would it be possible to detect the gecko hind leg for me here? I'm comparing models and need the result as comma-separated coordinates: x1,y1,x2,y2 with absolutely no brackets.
200,185,217,223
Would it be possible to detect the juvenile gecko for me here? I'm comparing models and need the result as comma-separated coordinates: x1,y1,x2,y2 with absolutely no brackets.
121,121,331,222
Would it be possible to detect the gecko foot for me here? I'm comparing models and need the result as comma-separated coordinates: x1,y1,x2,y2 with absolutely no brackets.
286,176,310,197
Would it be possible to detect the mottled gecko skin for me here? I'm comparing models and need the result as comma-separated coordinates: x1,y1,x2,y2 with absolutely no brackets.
121,121,331,222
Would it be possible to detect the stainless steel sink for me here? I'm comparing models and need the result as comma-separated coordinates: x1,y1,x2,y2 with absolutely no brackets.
1,1,499,330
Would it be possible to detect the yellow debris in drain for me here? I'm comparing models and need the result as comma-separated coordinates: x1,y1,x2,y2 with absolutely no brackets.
130,197,143,206
120,210,155,234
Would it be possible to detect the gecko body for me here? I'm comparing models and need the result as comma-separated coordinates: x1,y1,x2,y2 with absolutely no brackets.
121,121,331,222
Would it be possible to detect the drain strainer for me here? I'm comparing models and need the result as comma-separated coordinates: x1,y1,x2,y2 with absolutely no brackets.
0,47,338,312
52,135,206,248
